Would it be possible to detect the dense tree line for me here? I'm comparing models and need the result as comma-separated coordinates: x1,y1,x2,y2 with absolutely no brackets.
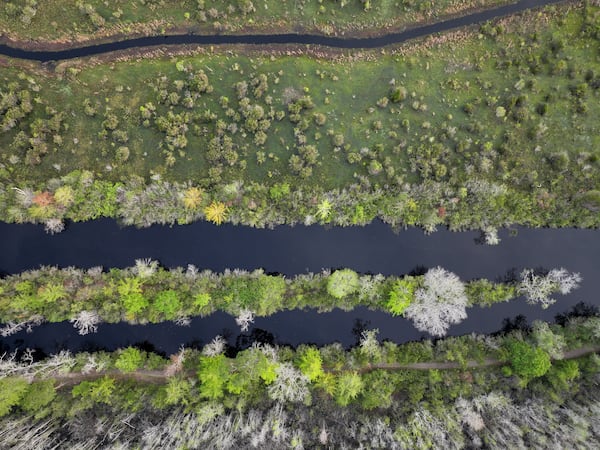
0,262,580,335
0,314,599,447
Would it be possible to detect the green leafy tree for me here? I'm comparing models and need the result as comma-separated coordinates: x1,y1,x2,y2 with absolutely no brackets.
72,376,115,406
254,275,287,315
327,269,360,299
257,358,278,385
296,347,324,381
546,359,580,391
20,380,56,416
0,377,29,417
115,347,144,373
223,372,244,395
226,346,279,396
164,377,193,406
154,289,182,320
335,372,364,406
465,279,517,306
198,355,230,400
505,340,551,382
531,321,566,359
118,277,148,315
38,283,67,303
386,277,417,316
194,292,211,311
359,371,394,410
316,198,333,221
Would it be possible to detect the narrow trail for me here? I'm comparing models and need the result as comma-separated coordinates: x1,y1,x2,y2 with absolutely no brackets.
0,0,566,61
348,345,600,373
47,345,600,387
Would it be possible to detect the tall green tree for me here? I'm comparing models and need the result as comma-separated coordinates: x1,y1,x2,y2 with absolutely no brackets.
115,347,145,373
154,289,182,320
327,269,360,299
335,372,364,406
20,380,56,416
296,347,324,382
198,355,230,400
505,340,551,382
0,377,29,417
72,376,116,406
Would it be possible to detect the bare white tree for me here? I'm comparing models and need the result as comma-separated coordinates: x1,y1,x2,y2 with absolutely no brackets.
395,408,464,450
519,268,581,309
38,350,76,377
164,346,186,377
0,322,25,337
404,267,468,336
519,269,557,308
202,335,227,357
186,264,199,279
0,417,60,449
81,355,106,375
583,317,600,339
70,310,101,335
531,321,566,359
24,315,44,333
87,266,104,277
44,218,65,235
12,187,34,207
134,258,159,278
482,226,500,245
174,316,191,327
267,363,310,403
0,350,26,379
318,426,329,445
235,309,255,332
456,398,485,431
547,268,582,295
0,315,44,337
0,349,74,381
359,328,381,359
257,342,279,361
358,274,385,302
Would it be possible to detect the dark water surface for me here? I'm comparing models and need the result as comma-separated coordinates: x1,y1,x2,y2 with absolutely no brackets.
0,0,563,61
1,220,598,354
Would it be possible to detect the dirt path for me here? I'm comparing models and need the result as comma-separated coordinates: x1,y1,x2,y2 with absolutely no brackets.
49,345,600,387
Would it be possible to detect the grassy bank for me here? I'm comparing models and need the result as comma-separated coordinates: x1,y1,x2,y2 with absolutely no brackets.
0,4,599,231
0,0,511,45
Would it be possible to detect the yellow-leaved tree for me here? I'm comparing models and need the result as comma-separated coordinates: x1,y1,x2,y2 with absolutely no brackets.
182,187,203,209
204,201,228,225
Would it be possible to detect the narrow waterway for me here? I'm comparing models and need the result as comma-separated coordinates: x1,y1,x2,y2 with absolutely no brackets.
1,302,594,356
0,0,564,60
0,220,598,354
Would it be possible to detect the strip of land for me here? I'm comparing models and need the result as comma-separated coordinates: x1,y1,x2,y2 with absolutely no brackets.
46,345,599,387
0,0,516,49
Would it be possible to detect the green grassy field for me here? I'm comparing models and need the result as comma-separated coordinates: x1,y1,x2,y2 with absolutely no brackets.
0,0,511,43
0,4,599,229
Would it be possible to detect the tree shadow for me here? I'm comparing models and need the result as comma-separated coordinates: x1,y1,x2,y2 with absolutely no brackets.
231,328,276,355
499,314,531,334
555,301,599,326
